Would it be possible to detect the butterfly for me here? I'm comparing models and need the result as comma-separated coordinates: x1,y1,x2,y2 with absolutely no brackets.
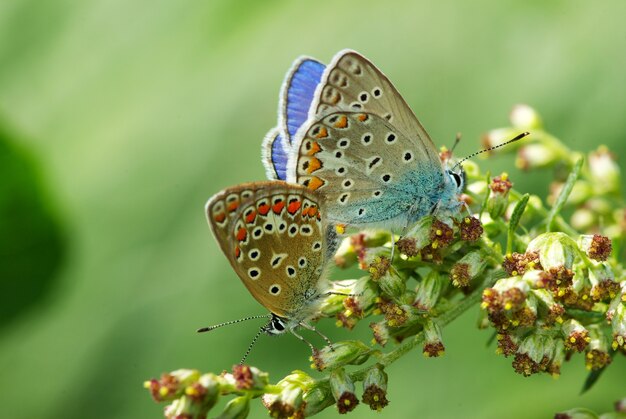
283,50,466,232
261,57,326,181
202,181,338,361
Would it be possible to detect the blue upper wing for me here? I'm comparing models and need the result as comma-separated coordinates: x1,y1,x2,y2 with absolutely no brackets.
261,129,289,181
262,57,326,180
281,58,326,144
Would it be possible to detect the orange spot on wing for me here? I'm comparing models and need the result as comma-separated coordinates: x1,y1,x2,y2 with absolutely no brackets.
227,201,239,212
334,115,348,128
236,228,247,242
307,141,322,156
316,126,328,138
307,177,325,191
234,246,241,259
307,158,322,173
258,203,270,215
213,212,226,223
272,200,285,214
287,200,301,215
307,206,318,217
357,113,369,122
245,210,257,224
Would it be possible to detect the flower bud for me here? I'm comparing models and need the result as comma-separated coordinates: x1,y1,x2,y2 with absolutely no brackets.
320,279,358,316
196,373,220,411
579,234,612,262
589,146,620,194
369,320,391,347
311,340,372,371
516,143,558,170
145,369,201,402
368,256,391,281
512,333,558,377
527,232,578,270
378,300,412,327
570,208,596,231
562,319,590,352
414,271,445,311
502,251,542,277
329,368,359,414
616,398,626,413
263,372,314,419
362,364,389,411
609,300,626,351
423,320,445,357
378,269,406,300
218,396,250,419
510,104,542,129
585,326,612,371
429,218,455,249
450,251,487,288
163,396,193,419
231,364,269,391
302,386,335,417
495,333,519,356
531,288,565,325
588,262,620,302
457,216,484,242
396,216,434,256
488,173,513,218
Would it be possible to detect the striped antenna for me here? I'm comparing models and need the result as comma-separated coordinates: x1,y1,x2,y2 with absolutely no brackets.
240,325,267,365
452,131,529,171
196,314,271,333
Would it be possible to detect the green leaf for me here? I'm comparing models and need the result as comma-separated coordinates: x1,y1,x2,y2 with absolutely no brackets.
546,157,584,231
506,193,529,254
0,119,67,329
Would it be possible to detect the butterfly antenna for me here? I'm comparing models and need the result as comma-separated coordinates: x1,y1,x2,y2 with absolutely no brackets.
197,314,271,333
240,324,266,365
451,131,529,171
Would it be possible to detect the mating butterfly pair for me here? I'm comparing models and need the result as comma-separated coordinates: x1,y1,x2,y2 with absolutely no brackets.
202,50,468,361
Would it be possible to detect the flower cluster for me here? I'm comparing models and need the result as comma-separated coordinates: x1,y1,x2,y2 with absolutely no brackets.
144,365,268,418
145,105,626,417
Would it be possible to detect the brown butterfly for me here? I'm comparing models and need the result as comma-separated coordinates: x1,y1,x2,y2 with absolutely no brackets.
199,181,338,363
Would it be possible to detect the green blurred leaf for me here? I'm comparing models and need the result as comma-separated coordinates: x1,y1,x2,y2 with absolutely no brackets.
0,118,66,328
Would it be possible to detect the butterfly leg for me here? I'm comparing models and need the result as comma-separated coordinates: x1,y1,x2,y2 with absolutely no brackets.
389,232,396,261
290,328,317,354
299,322,334,351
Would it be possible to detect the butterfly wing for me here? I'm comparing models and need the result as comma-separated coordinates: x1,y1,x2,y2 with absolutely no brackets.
206,181,332,318
261,129,289,180
262,58,326,180
287,112,448,228
280,57,326,144
309,50,439,164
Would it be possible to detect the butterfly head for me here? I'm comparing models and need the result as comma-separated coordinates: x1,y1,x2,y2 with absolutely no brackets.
445,166,466,195
262,313,289,335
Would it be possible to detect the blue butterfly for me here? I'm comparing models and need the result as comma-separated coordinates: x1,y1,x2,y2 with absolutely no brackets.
281,50,465,232
262,58,326,181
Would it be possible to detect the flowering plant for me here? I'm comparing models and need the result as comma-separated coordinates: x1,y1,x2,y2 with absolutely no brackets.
145,105,625,418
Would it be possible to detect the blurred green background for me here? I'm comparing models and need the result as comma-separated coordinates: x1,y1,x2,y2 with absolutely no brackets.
1,1,625,418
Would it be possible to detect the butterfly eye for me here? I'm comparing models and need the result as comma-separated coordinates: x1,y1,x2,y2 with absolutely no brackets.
447,169,465,190
272,317,285,331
